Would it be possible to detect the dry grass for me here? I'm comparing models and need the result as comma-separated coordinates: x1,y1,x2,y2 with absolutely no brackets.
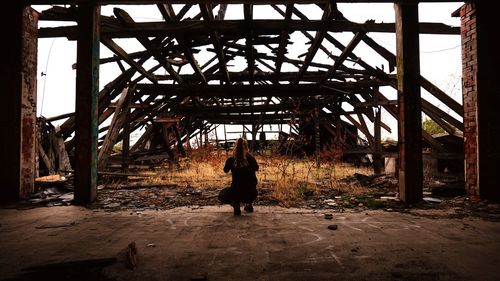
144,151,373,205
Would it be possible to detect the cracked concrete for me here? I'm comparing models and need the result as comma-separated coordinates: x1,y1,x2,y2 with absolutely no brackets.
0,206,499,281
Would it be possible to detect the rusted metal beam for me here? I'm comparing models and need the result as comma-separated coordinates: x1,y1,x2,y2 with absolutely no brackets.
74,2,99,204
395,1,423,204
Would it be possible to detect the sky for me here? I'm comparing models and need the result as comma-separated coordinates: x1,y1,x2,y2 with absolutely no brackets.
33,2,464,145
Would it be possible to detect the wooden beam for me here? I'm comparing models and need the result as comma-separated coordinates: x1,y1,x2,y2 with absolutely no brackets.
274,4,293,83
98,87,133,170
136,81,389,97
199,4,230,84
244,4,255,85
101,36,157,84
38,20,460,39
26,1,462,6
295,4,334,84
395,1,423,204
112,8,183,84
157,4,207,83
321,31,365,84
74,2,99,204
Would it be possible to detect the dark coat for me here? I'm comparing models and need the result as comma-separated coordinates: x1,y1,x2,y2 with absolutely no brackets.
219,154,259,203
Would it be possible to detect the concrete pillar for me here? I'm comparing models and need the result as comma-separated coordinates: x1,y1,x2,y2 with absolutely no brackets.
395,1,423,204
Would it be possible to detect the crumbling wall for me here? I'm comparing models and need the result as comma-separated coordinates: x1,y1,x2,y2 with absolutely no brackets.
20,7,38,198
459,3,478,195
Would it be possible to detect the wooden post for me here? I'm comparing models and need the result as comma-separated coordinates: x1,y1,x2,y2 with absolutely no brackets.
373,106,383,175
122,108,130,172
74,2,100,204
315,99,321,168
98,87,131,170
173,125,186,157
395,1,423,204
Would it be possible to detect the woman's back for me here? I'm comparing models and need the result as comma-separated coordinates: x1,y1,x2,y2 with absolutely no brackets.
224,153,259,188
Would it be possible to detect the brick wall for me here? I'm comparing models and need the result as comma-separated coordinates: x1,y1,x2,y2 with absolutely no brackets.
460,4,478,195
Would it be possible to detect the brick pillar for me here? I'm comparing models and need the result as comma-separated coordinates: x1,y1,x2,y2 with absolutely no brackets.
459,3,478,195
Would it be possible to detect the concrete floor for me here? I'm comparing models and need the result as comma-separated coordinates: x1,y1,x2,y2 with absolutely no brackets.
0,205,499,281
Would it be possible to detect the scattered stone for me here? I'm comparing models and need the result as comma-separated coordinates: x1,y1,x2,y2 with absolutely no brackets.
385,208,393,212
423,197,443,204
324,213,333,220
358,203,364,207
327,224,338,230
146,243,156,248
104,203,121,208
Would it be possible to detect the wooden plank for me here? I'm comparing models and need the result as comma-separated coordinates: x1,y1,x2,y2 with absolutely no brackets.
98,87,133,170
53,136,72,172
74,2,99,204
420,76,463,117
395,1,423,204
101,36,157,83
321,31,365,84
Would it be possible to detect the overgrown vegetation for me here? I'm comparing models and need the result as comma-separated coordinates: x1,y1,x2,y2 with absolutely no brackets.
422,117,446,135
143,149,374,207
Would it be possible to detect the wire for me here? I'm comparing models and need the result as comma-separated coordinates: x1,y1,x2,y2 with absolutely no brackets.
40,38,56,117
421,44,461,53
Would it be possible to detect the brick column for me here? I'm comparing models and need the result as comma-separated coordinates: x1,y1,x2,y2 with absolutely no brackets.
459,4,478,195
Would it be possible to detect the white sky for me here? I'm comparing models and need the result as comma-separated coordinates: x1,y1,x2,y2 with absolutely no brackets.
34,2,464,144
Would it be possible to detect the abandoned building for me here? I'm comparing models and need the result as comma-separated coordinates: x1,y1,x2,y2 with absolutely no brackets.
1,0,499,280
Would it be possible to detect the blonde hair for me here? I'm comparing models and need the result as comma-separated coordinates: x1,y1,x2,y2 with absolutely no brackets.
232,138,249,167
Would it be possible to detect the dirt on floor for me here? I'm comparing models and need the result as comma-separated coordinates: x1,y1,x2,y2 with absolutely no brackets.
1,205,500,281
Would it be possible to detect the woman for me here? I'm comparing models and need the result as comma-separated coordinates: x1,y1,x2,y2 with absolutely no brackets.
219,138,259,215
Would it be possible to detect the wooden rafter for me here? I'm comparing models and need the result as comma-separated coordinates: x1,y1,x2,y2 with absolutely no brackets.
244,4,255,84
294,3,334,84
199,4,230,84
274,4,293,83
38,20,460,39
113,8,183,84
157,4,207,83
321,31,366,85
101,36,157,84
